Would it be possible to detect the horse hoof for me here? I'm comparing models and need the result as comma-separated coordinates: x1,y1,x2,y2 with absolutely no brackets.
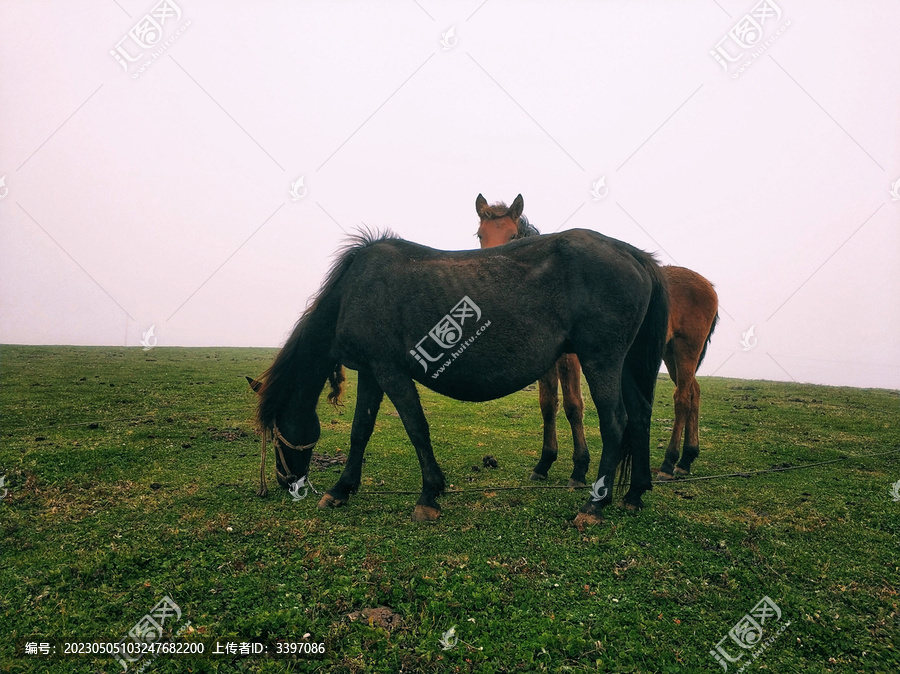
673,466,690,476
621,499,644,512
529,471,548,482
412,505,440,522
566,479,587,489
574,512,604,532
318,493,347,509
656,470,674,481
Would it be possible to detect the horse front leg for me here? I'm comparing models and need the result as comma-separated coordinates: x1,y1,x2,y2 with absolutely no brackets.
658,348,684,480
319,369,383,509
558,354,589,487
373,366,445,522
530,365,560,481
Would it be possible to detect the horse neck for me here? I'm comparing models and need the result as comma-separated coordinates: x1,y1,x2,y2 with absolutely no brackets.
259,298,339,442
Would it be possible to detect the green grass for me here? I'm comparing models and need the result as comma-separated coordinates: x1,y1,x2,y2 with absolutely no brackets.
1,345,898,673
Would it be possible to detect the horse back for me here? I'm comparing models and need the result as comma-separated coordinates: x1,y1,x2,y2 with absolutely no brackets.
329,229,661,399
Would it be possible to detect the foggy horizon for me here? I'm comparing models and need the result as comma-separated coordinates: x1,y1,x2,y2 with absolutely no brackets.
1,0,898,390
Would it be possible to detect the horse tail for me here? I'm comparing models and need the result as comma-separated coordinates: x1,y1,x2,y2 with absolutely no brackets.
618,256,670,493
327,364,346,409
696,311,719,369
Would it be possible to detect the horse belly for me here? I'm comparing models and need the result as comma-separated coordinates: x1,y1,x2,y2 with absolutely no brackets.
411,336,563,402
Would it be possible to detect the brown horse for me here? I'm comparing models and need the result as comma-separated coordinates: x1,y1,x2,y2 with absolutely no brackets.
475,194,719,481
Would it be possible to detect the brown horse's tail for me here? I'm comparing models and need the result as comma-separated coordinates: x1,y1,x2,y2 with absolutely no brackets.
618,256,670,493
696,311,719,369
327,364,346,409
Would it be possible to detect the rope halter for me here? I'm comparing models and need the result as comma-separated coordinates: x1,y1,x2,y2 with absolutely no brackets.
256,423,316,498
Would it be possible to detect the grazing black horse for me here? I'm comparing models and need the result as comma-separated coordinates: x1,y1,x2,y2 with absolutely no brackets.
252,226,669,526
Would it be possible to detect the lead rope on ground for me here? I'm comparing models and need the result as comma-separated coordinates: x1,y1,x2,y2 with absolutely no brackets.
346,447,900,496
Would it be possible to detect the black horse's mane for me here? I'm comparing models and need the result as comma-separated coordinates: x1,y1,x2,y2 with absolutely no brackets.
313,227,399,305
256,227,398,428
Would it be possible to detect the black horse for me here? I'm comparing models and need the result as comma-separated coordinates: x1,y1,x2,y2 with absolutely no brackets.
252,225,669,526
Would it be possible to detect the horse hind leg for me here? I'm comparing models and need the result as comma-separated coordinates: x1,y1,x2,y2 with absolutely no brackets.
675,377,701,475
558,354,589,487
367,365,446,522
621,367,654,512
530,366,560,481
574,360,627,529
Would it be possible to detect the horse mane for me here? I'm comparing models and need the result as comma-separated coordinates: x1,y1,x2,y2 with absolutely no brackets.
479,200,513,220
517,214,540,238
256,228,398,429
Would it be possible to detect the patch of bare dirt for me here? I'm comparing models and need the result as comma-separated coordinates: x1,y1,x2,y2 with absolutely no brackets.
347,607,404,631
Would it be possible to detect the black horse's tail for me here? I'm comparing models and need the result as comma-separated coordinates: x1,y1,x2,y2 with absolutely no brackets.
618,256,670,493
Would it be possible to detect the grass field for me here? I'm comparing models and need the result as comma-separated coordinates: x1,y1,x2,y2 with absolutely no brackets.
1,345,898,673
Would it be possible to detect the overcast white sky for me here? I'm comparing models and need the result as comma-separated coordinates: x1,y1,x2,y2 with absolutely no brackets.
1,0,898,389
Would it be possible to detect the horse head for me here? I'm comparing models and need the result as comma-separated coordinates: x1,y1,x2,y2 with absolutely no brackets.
245,375,317,497
475,193,525,248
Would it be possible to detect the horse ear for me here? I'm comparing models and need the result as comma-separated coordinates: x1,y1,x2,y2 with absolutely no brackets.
475,194,489,219
509,194,524,222
246,376,263,393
